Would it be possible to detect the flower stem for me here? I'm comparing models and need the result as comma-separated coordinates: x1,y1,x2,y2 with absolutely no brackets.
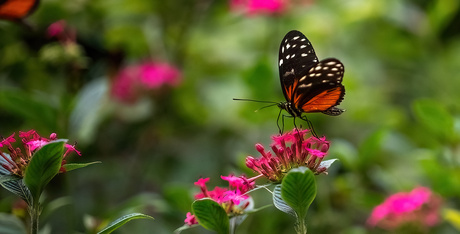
296,219,307,234
29,201,41,234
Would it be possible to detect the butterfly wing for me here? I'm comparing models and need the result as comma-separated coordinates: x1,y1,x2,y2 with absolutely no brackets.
293,58,345,114
0,0,39,21
278,30,319,103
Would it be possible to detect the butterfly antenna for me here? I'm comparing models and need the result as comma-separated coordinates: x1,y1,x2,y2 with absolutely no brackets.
233,98,278,104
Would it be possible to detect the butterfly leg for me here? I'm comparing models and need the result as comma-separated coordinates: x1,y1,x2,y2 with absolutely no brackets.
277,109,283,134
300,116,319,138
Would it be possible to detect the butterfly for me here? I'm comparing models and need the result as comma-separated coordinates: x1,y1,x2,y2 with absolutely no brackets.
0,0,39,21
276,30,345,136
234,30,345,136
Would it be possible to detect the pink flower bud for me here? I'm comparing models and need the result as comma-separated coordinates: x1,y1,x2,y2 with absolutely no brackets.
255,143,265,153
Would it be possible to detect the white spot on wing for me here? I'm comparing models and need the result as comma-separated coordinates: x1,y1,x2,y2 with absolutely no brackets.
281,46,284,53
301,38,306,41
331,68,338,71
300,45,306,49
301,53,308,57
326,61,336,66
293,36,300,40
314,66,322,71
279,59,283,66
286,43,291,49
299,83,312,88
291,54,296,58
286,55,290,59
299,76,307,81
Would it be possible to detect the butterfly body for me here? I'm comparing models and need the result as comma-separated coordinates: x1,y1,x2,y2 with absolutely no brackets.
276,30,346,133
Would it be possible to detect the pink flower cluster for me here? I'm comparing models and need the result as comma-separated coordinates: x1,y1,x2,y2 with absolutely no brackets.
111,61,182,103
368,187,442,230
0,130,80,177
246,128,330,182
184,175,256,226
230,0,287,16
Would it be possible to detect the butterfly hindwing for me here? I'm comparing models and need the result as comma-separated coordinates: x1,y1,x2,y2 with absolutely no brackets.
278,30,319,103
293,58,345,113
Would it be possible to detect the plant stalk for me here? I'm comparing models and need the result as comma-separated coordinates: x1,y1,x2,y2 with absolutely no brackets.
29,201,40,234
296,218,307,234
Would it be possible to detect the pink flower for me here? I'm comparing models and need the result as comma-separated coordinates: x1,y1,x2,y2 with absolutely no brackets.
138,62,181,88
47,20,66,38
246,128,331,182
367,187,442,230
111,61,182,103
230,0,287,16
47,20,76,44
0,130,80,177
185,175,255,226
184,212,198,226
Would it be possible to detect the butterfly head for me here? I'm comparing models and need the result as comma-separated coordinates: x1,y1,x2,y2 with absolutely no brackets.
277,101,302,118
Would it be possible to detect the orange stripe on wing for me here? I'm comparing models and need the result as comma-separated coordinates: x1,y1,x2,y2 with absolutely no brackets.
284,79,298,102
301,87,343,112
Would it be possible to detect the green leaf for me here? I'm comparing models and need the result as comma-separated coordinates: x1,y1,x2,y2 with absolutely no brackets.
0,213,27,234
97,213,154,234
192,199,229,234
63,161,101,172
413,99,454,140
0,175,32,205
24,140,66,202
281,167,316,221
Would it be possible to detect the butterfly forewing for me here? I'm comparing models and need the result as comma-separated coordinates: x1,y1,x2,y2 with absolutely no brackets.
278,30,319,102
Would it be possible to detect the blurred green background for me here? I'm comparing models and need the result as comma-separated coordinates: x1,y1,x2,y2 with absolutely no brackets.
1,0,460,233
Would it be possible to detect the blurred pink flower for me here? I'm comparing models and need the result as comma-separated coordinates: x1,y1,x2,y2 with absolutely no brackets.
0,130,80,177
47,20,76,44
230,0,287,16
246,128,331,182
111,61,182,103
368,187,442,230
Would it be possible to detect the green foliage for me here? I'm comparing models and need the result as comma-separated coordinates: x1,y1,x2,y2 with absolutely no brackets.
62,161,101,172
281,167,316,234
24,141,65,203
97,213,154,234
413,99,454,141
192,199,229,234
1,0,460,233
